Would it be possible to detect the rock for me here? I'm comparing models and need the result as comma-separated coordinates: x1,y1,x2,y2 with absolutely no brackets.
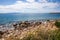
0,31,4,35
0,31,5,38
13,23,18,30
19,21,30,28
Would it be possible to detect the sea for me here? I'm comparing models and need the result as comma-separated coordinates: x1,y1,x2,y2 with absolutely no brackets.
0,13,60,24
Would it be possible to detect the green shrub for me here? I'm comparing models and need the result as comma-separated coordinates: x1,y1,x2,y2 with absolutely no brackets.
54,29,60,40
49,29,60,40
55,21,60,28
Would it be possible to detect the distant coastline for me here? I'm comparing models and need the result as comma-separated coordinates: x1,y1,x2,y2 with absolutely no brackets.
49,12,60,14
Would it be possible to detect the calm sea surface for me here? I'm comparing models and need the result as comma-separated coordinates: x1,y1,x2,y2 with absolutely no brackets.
0,13,60,24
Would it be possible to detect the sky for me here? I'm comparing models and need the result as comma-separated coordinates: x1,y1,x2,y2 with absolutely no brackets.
0,0,60,13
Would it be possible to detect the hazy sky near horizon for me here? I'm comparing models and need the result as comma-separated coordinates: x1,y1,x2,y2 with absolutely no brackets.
0,0,60,13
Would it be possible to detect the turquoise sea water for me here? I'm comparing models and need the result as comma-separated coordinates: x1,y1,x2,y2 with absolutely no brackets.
0,13,60,24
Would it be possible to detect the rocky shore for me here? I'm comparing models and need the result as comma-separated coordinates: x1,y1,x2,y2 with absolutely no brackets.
0,20,59,40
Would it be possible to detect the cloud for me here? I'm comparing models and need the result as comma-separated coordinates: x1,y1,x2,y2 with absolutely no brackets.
0,0,60,13
38,0,48,3
26,0,35,2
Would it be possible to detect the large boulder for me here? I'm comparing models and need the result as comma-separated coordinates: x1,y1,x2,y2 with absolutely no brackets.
19,21,30,28
13,23,18,30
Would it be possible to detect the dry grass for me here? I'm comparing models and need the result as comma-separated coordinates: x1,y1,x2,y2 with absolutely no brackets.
1,21,60,40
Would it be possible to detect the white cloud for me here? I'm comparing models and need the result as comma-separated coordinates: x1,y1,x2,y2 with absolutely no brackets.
0,0,59,13
39,0,48,3
26,0,35,2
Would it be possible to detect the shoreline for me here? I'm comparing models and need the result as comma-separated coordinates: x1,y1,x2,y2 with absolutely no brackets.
0,18,60,25
0,19,59,31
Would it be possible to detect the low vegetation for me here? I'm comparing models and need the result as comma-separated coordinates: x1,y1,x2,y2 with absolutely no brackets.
6,29,60,40
1,20,60,40
55,21,60,28
21,29,60,40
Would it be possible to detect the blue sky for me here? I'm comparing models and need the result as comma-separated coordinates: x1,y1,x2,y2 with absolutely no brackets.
0,0,60,5
0,0,60,13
